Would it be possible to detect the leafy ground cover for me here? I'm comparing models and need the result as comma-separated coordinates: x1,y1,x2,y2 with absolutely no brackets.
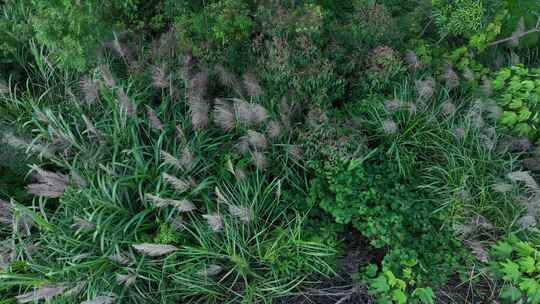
1,0,540,303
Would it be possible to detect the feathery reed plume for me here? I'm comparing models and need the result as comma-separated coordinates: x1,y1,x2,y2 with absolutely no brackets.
523,158,540,171
0,81,9,95
72,253,91,262
405,102,417,115
443,63,459,90
161,150,183,170
99,64,116,88
480,76,492,97
34,109,49,124
2,133,54,159
404,50,421,70
215,187,228,205
384,99,401,113
170,199,196,212
507,171,539,192
491,183,513,193
467,101,484,129
487,106,503,124
189,95,210,130
145,194,169,207
466,240,489,263
116,88,136,117
462,67,474,82
109,253,131,265
235,137,251,155
111,33,134,63
26,167,68,198
181,147,196,171
71,216,95,231
234,167,246,180
441,101,456,117
64,281,86,297
250,104,269,124
151,65,170,89
251,151,267,170
216,65,239,90
382,120,397,134
518,214,536,230
132,243,179,256
286,145,302,160
162,173,194,193
171,216,186,231
0,239,14,267
233,99,269,126
243,73,263,98
225,159,246,180
188,71,209,130
81,295,116,304
197,264,223,276
509,17,526,47
146,194,196,212
242,130,268,151
182,49,197,81
202,213,223,232
506,137,532,153
266,120,282,140
116,272,137,287
279,95,291,128
146,106,164,130
415,78,435,100
213,98,236,131
16,285,66,303
0,199,12,225
151,28,177,59
229,205,253,223
233,99,252,124
176,125,187,145
81,114,103,143
80,76,99,105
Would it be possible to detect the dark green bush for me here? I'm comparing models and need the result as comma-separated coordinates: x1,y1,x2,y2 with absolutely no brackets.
302,116,465,289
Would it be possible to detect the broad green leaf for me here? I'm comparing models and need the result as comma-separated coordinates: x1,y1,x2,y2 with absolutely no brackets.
518,256,536,273
515,241,536,257
392,289,407,304
515,123,532,136
412,287,435,304
384,270,397,287
508,99,523,109
519,278,540,297
500,111,518,126
489,237,513,260
522,80,535,92
518,108,532,121
500,286,522,301
501,260,521,283
371,276,390,293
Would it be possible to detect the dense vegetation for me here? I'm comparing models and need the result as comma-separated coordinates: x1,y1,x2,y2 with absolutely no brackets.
1,0,540,303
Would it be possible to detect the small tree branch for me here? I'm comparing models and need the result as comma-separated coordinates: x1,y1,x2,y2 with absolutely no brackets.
488,16,540,47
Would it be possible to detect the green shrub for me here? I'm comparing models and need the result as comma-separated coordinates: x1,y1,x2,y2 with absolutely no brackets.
366,46,406,90
351,2,402,49
174,0,253,64
29,0,114,71
490,234,540,303
361,264,435,304
432,0,486,37
303,118,464,287
491,65,540,142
